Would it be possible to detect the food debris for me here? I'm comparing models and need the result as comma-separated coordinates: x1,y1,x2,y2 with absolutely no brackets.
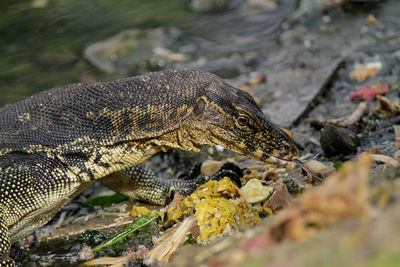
167,177,260,241
240,179,274,204
131,206,165,221
242,170,263,184
270,152,371,241
349,61,382,82
349,84,389,102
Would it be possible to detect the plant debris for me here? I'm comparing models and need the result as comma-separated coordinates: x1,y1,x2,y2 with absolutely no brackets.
307,101,369,129
394,125,400,148
81,254,136,267
373,95,400,117
283,179,304,195
145,216,198,265
371,154,400,167
93,215,157,252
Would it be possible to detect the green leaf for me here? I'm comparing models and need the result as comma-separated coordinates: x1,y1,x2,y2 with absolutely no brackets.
333,161,344,170
283,179,304,195
84,193,129,208
93,215,157,252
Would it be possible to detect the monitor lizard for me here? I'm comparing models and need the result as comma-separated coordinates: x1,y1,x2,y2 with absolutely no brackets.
0,69,299,266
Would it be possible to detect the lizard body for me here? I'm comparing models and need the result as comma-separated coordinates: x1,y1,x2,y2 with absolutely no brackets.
0,69,298,266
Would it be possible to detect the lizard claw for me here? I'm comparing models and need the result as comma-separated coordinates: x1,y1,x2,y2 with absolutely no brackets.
209,162,243,187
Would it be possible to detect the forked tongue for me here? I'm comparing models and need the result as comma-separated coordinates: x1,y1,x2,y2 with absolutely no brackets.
293,158,323,182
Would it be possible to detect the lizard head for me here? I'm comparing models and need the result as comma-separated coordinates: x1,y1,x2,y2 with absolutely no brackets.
190,75,300,162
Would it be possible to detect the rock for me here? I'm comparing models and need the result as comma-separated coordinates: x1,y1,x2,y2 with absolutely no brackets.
264,184,293,211
84,28,185,74
320,123,360,157
246,0,277,11
184,56,242,78
254,58,342,127
190,0,241,13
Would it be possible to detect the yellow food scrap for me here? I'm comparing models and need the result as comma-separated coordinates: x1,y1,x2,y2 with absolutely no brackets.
167,177,260,241
131,206,165,222
240,179,274,204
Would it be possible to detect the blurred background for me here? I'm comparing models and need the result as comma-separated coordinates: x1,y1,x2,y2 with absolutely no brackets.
0,0,294,105
2,1,400,265
2,0,397,129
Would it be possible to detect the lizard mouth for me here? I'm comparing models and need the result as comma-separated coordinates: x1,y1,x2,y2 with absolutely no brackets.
259,150,293,163
260,151,323,182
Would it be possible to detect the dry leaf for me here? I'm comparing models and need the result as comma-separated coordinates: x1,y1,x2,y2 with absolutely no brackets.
269,152,371,241
371,154,400,167
81,254,135,267
247,74,267,85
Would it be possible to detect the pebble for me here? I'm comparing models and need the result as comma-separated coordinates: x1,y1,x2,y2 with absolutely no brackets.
201,160,224,176
320,123,360,157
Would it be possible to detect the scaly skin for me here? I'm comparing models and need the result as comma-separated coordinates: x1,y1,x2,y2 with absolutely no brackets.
0,69,299,266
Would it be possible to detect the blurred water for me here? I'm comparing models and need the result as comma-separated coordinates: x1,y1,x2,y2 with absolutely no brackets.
0,0,296,107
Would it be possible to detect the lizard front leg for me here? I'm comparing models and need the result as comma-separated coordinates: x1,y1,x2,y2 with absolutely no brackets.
97,163,243,205
0,217,14,267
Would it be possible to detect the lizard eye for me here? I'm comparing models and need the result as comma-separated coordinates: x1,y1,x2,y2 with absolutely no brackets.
237,115,249,126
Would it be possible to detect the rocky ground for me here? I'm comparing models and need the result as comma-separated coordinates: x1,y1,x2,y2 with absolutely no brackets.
3,0,400,266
